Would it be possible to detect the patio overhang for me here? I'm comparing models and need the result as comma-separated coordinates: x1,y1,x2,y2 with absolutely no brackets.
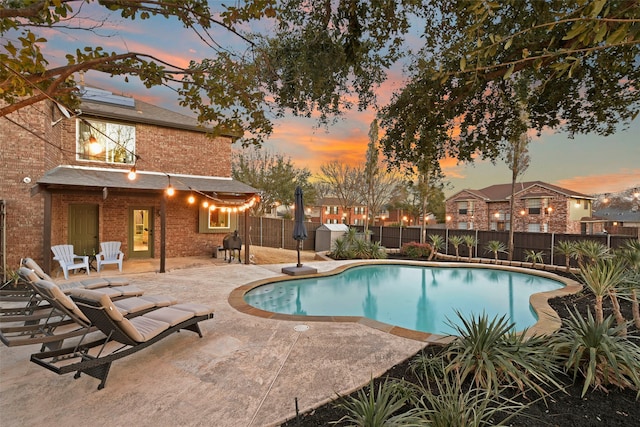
34,165,258,272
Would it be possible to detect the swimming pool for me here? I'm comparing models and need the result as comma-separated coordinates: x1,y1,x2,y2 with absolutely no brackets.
241,263,568,336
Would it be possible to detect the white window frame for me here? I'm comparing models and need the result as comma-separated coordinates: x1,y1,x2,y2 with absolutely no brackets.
77,118,136,164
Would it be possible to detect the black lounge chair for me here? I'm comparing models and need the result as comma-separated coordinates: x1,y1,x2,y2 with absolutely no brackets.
0,268,171,350
31,288,214,389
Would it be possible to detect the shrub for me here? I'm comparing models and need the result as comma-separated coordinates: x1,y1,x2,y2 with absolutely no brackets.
548,307,640,398
401,242,432,259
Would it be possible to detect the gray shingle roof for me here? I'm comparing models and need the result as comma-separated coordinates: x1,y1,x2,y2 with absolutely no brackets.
37,165,258,199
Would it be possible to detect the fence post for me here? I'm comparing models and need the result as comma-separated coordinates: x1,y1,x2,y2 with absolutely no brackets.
399,226,403,249
607,233,611,249
445,228,449,255
550,232,555,266
281,218,285,249
260,216,263,246
475,229,479,258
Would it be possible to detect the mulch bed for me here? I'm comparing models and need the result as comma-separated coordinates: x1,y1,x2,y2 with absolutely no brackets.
282,268,639,427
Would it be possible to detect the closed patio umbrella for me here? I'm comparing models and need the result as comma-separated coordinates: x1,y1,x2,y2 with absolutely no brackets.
292,186,308,267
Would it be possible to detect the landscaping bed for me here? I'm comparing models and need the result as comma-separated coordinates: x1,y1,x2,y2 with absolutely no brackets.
281,280,639,426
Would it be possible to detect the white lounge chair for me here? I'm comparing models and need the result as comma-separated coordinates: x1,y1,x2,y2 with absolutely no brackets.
51,245,90,280
97,241,124,272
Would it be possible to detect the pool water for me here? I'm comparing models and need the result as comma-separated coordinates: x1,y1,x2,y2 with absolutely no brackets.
244,264,564,335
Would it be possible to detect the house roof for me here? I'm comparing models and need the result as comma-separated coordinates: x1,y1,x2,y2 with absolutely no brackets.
594,207,640,222
448,181,594,202
79,87,241,138
36,165,258,203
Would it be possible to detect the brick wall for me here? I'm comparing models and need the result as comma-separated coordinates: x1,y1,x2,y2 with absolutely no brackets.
1,99,234,272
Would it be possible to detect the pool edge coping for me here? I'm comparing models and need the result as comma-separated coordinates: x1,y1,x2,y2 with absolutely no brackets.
228,260,583,344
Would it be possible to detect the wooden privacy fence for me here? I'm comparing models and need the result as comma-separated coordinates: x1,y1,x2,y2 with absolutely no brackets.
240,216,637,267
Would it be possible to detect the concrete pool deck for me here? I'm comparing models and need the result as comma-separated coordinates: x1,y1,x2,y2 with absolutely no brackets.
0,257,581,427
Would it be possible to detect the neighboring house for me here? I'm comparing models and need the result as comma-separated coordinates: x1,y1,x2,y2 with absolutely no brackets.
317,197,369,225
1,87,257,275
594,206,640,236
445,181,602,234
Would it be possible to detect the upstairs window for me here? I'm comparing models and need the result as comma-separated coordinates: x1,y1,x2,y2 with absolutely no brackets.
458,201,470,215
527,198,542,215
77,119,135,164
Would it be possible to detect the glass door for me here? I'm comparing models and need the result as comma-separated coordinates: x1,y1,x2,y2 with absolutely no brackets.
129,208,153,258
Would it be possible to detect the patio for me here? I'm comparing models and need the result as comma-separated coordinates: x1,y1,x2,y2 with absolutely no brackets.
0,255,424,427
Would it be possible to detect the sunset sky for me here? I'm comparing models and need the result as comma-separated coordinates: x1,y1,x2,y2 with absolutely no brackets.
39,4,639,197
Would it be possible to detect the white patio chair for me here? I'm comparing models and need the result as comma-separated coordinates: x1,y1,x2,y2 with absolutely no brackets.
97,241,124,272
51,244,90,280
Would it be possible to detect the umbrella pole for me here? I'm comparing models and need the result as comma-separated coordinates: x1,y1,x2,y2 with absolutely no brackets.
297,240,302,268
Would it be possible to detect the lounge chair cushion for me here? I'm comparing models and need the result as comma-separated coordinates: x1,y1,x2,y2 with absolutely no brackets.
112,297,156,315
171,303,214,317
143,307,194,326
20,268,41,283
124,317,169,342
105,277,130,287
33,280,90,324
79,278,112,289
140,295,178,307
22,258,54,281
69,288,125,322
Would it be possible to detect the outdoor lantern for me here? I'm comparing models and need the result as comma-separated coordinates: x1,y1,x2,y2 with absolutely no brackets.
88,135,103,155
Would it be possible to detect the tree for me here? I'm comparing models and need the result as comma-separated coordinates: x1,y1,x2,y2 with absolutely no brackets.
232,149,315,216
380,1,639,170
504,97,531,261
0,1,280,145
362,119,400,234
317,161,363,225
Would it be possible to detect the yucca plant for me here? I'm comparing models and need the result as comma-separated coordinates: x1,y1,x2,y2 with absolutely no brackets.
618,240,640,328
333,377,422,426
331,237,353,260
554,240,577,272
485,240,507,263
449,235,464,261
548,308,640,398
462,234,477,261
352,238,371,259
428,234,444,260
443,312,561,396
411,362,532,427
368,241,388,260
524,249,545,268
580,258,627,325
573,240,611,268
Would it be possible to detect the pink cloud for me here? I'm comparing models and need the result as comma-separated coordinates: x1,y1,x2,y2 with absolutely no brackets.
554,169,640,194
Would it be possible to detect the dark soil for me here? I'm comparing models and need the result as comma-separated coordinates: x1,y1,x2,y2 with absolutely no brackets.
282,272,640,427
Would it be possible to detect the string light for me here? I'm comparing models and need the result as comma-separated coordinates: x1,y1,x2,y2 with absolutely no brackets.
188,193,195,204
88,135,103,155
166,175,175,196
127,165,137,180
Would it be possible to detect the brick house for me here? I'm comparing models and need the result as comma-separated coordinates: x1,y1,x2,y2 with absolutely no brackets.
317,197,369,225
1,87,257,275
445,181,602,234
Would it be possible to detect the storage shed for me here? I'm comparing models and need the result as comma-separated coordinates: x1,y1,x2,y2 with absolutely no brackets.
315,223,349,252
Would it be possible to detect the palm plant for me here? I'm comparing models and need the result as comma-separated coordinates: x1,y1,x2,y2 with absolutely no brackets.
580,258,628,326
449,235,464,261
547,308,640,398
485,240,507,263
462,234,477,261
334,377,422,426
443,312,561,396
428,234,444,261
524,249,545,268
330,237,353,260
573,240,611,268
411,360,531,427
617,240,640,328
554,240,576,272
368,241,388,260
352,238,371,259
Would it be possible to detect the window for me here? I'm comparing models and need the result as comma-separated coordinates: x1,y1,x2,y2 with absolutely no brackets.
527,198,542,215
458,201,468,214
457,222,468,230
77,119,135,164
332,206,338,214
208,209,230,229
584,200,589,209
527,223,541,233
325,206,330,214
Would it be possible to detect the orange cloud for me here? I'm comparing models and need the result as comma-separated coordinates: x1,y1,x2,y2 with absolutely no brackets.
554,169,640,194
